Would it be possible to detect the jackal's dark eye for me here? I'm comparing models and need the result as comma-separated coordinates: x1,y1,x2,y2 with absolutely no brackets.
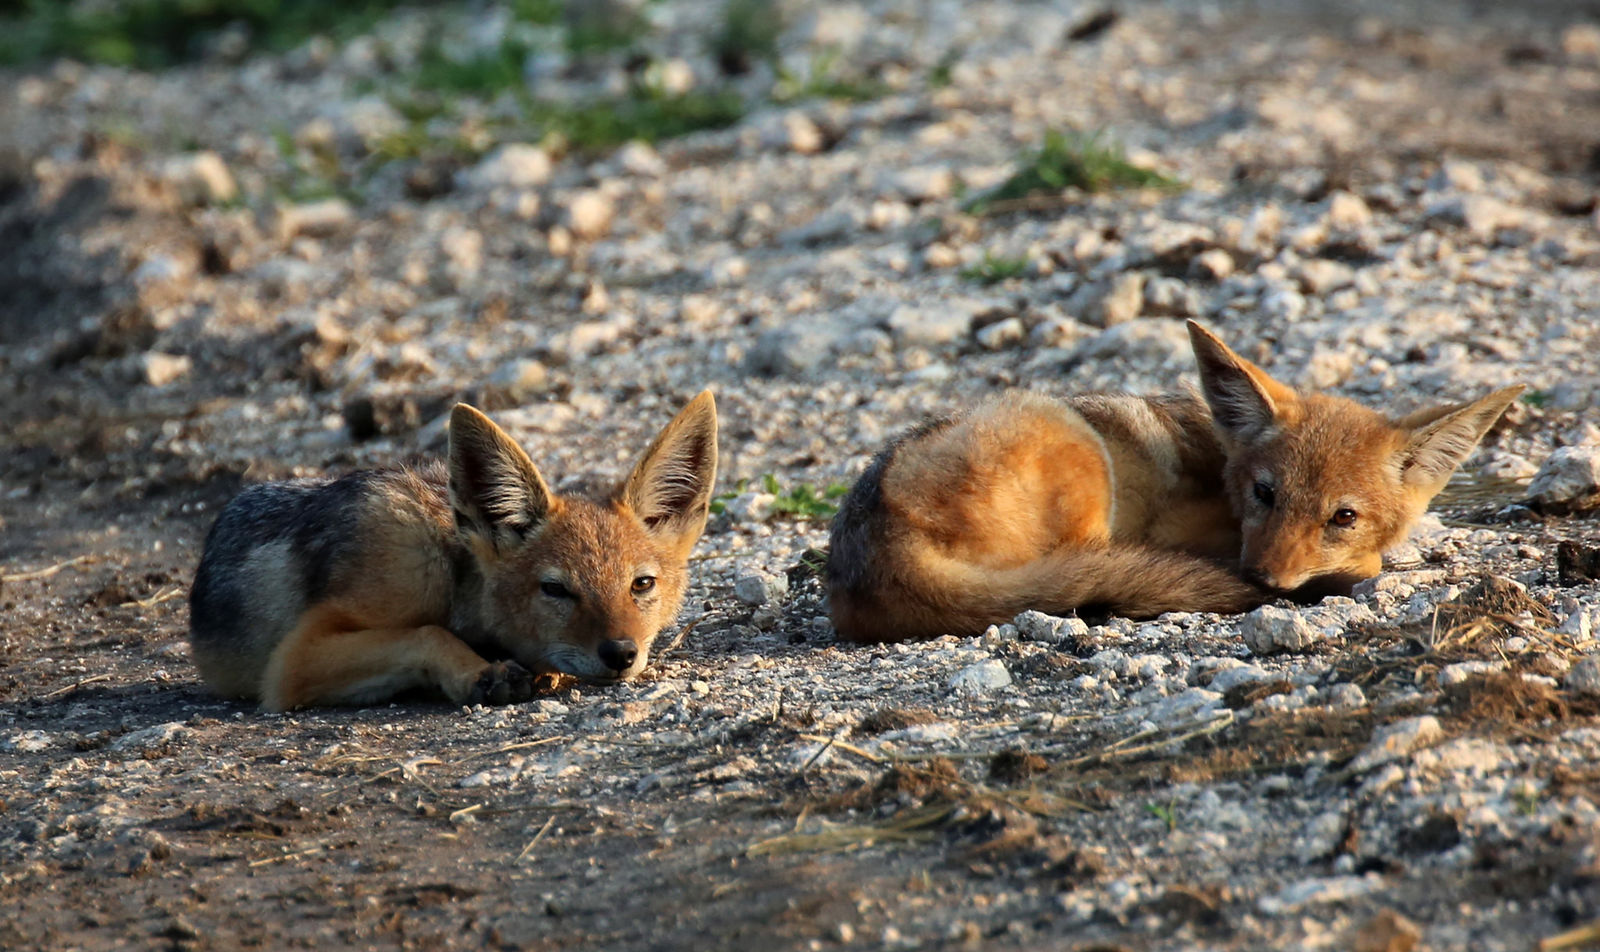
631,576,656,595
540,580,573,599
1330,508,1358,528
1253,480,1276,508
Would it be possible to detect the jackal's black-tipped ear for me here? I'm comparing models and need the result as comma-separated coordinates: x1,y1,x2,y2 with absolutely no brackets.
1187,320,1300,444
621,391,718,552
448,404,553,546
1399,385,1525,494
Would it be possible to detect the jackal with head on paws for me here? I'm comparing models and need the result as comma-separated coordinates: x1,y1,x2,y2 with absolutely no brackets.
827,322,1521,642
189,392,718,710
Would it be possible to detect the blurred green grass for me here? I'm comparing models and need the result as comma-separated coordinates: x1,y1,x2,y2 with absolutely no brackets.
0,0,415,68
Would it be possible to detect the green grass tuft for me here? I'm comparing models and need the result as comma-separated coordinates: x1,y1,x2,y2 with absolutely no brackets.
960,251,1030,285
774,48,889,103
509,0,564,27
1144,801,1178,834
963,130,1180,215
414,37,532,96
530,86,747,152
710,476,850,521
563,2,649,55
0,0,413,68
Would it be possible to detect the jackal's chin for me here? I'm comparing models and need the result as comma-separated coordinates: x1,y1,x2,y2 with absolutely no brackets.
1285,571,1366,603
536,644,647,684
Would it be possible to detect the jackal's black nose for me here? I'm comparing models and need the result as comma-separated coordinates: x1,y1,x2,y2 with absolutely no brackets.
1242,567,1281,592
598,639,638,672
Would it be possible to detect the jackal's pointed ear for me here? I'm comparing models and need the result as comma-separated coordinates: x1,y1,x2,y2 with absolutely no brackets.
621,391,719,551
1187,320,1300,444
1398,386,1525,494
448,404,553,545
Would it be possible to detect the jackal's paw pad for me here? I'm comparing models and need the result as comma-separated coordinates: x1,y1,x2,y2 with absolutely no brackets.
467,661,537,706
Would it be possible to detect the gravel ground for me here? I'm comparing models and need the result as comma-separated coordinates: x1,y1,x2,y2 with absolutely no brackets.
3,1,1600,949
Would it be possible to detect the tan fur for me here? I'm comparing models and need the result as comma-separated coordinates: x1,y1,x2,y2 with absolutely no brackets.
827,323,1523,641
190,391,719,710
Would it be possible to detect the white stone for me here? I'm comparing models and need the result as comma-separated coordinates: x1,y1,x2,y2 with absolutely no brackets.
1559,606,1596,642
1014,610,1061,643
1528,447,1600,509
1429,160,1484,193
111,722,188,752
1438,660,1503,686
1207,664,1275,694
1410,737,1508,776
1326,683,1367,709
439,227,483,279
1087,648,1130,677
1190,248,1235,281
876,165,954,203
1353,569,1447,599
4,730,57,753
724,492,777,522
878,722,957,744
1296,259,1354,295
140,352,192,387
887,304,973,346
1324,191,1371,229
733,572,788,607
1426,194,1521,241
760,110,825,154
1563,23,1600,62
1100,272,1146,326
160,151,236,204
276,198,353,240
614,141,665,177
1240,604,1320,654
974,317,1025,350
1126,688,1224,729
1258,875,1381,915
947,659,1012,695
564,190,615,240
1566,655,1600,697
1347,715,1443,773
488,359,549,402
644,58,695,95
1071,318,1192,367
466,144,553,189
133,252,193,290
1481,452,1539,480
1142,276,1200,317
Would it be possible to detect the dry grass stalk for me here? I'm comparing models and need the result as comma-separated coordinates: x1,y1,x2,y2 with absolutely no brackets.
2,555,93,583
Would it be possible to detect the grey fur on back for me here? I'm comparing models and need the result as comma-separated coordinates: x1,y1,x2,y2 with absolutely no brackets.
189,471,380,658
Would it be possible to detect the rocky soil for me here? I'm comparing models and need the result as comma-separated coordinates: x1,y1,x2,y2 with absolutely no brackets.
3,1,1600,949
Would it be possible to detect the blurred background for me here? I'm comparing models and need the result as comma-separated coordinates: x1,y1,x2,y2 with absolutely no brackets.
3,0,1599,492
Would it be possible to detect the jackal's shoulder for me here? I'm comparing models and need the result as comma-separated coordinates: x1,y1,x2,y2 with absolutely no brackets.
1064,389,1224,477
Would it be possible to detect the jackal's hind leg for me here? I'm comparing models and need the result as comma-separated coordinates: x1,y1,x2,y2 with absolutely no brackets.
261,605,533,710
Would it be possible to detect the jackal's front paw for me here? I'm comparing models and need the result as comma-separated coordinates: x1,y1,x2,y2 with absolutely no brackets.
466,660,537,706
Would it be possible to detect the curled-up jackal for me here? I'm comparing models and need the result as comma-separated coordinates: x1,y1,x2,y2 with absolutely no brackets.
189,392,718,710
827,322,1522,642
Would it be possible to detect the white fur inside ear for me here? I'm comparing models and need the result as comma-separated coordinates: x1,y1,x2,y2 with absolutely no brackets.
630,436,713,526
466,458,543,528
448,408,551,535
1402,395,1514,488
1199,370,1277,442
623,397,718,534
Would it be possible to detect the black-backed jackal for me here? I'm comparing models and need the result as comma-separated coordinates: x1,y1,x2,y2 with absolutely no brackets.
189,392,718,710
827,322,1521,641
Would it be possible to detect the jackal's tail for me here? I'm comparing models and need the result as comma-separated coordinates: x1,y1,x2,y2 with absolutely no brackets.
828,542,1266,643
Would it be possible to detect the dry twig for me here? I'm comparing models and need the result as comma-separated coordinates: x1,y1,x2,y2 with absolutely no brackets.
3,555,92,583
514,815,557,864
